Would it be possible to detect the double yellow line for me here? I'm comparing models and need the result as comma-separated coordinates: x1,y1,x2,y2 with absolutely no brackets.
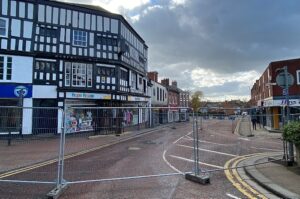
0,126,174,180
224,153,268,199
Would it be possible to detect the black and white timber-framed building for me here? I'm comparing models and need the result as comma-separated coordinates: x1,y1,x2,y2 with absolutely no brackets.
0,0,149,134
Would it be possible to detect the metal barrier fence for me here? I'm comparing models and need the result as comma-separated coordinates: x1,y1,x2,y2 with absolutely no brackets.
0,106,192,198
0,105,299,198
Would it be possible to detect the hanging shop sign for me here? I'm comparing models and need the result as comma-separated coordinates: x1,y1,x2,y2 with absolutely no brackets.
0,84,32,98
66,92,111,100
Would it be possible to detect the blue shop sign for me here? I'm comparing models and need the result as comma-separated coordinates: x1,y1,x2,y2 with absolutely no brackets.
0,84,32,98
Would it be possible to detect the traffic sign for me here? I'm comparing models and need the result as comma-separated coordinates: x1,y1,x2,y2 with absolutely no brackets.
282,88,289,96
276,72,294,88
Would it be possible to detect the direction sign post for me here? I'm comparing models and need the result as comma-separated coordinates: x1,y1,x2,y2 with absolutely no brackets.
276,66,294,164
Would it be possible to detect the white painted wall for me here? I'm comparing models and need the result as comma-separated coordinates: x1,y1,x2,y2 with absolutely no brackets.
12,56,33,83
151,81,168,106
22,98,32,134
0,55,33,83
33,85,57,98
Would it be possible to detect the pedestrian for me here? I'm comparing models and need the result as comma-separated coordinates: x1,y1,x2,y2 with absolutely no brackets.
251,118,257,130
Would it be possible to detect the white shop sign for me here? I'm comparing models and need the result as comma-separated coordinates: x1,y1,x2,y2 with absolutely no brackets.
66,92,111,100
128,96,149,102
264,99,300,107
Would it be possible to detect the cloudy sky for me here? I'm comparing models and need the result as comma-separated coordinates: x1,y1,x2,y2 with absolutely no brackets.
63,0,300,101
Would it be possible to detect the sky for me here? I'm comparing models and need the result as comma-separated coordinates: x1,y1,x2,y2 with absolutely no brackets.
62,0,300,101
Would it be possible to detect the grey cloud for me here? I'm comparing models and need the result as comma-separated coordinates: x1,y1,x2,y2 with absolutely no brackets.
131,0,300,74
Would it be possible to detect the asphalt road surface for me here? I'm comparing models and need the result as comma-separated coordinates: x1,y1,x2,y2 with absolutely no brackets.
0,119,283,199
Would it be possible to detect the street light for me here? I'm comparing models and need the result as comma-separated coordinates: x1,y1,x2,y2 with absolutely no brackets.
276,66,294,164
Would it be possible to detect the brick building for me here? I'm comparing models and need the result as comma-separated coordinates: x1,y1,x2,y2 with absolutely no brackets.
251,58,300,130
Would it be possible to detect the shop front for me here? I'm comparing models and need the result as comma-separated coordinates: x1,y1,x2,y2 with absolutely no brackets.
0,84,33,134
263,98,300,130
64,91,112,134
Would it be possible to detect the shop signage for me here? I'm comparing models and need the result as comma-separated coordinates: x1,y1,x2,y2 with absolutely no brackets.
263,99,300,107
0,84,32,98
66,92,111,100
128,96,149,102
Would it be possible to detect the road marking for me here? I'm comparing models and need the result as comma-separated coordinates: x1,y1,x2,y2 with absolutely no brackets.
224,154,269,199
238,137,250,141
226,193,241,199
169,155,224,169
224,156,256,199
182,137,235,146
251,146,282,152
173,131,192,144
162,150,183,174
231,156,267,199
176,144,239,157
0,126,173,179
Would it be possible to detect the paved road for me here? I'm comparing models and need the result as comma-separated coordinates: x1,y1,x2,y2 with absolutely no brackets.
0,119,283,198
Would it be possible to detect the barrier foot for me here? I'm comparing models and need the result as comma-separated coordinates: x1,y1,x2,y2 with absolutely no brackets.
47,183,68,199
185,173,210,185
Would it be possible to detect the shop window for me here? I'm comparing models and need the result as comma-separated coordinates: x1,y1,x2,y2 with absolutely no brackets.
0,56,12,81
73,30,87,47
0,18,8,37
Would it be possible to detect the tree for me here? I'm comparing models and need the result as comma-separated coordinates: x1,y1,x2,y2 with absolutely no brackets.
190,91,203,112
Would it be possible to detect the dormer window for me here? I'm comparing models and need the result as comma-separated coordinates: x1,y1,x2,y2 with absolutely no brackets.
73,30,87,47
0,18,8,37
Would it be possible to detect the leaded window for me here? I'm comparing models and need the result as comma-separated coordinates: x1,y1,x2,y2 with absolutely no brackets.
39,27,58,38
34,60,57,84
68,63,93,88
0,56,12,81
0,18,7,37
73,30,87,47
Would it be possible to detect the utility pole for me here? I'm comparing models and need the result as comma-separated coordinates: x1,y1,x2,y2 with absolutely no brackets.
284,66,294,164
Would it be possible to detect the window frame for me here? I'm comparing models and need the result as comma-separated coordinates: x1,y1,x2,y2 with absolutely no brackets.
69,62,93,88
73,30,88,47
0,56,12,81
0,18,8,38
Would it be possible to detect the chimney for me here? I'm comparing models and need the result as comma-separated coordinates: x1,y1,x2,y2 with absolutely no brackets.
161,78,169,87
171,81,177,87
147,71,158,82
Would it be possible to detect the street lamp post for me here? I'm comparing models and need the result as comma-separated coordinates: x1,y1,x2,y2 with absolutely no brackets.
283,66,294,164
276,66,294,164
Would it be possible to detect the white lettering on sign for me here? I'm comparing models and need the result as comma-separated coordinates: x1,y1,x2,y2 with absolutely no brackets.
66,92,111,100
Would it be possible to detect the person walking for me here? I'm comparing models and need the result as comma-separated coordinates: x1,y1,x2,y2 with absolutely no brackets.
251,117,257,130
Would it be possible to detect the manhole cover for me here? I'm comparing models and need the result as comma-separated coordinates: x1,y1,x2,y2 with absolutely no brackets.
128,147,141,150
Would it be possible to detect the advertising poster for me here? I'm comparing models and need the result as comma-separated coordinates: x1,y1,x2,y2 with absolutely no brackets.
66,108,93,133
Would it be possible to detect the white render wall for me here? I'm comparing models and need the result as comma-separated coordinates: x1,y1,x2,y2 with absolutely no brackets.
151,81,168,106
22,98,33,135
0,55,33,83
33,85,57,98
11,55,33,83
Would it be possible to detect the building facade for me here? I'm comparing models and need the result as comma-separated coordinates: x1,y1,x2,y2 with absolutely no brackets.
250,58,300,130
161,78,180,122
0,0,149,134
147,71,168,125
